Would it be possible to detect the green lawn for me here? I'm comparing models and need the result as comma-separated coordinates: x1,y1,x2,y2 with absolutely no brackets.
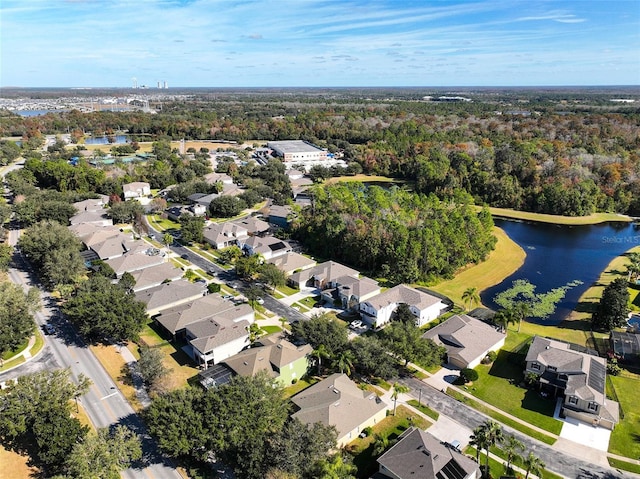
406,399,440,421
480,207,632,226
464,350,563,435
466,446,564,479
346,406,431,479
608,375,640,460
260,325,282,335
275,284,299,296
282,377,318,398
608,458,640,475
446,389,557,445
147,214,181,232
299,295,320,309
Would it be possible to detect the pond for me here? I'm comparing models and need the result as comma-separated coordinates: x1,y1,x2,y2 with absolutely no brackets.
84,135,129,145
480,218,640,324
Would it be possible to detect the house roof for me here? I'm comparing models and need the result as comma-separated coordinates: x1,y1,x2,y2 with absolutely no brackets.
291,373,387,441
105,249,165,276
204,172,233,185
377,428,479,479
69,210,112,226
334,275,380,299
234,217,270,235
267,252,316,273
123,182,150,193
135,279,205,312
130,262,184,292
289,261,360,286
188,317,251,354
366,284,442,312
268,204,292,219
422,315,505,366
223,335,312,378
155,295,237,334
526,336,607,404
203,222,249,245
73,196,108,212
610,331,640,358
243,235,291,256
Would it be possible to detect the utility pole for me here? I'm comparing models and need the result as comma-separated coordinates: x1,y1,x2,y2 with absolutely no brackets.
418,388,422,407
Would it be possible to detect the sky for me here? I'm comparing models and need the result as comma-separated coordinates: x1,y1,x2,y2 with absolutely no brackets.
1,0,639,88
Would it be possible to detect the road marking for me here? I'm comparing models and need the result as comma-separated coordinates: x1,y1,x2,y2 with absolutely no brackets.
101,391,118,400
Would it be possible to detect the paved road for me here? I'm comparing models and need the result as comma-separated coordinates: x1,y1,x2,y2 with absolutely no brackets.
2,237,181,478
147,223,308,323
400,376,632,479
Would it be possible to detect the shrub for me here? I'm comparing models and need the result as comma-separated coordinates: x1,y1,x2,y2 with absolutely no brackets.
461,368,479,383
207,283,221,293
482,351,498,364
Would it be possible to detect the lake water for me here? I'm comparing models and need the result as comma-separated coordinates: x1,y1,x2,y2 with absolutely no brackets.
15,109,68,117
481,218,640,324
84,135,128,145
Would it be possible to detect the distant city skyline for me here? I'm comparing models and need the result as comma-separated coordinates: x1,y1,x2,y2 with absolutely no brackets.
1,0,638,88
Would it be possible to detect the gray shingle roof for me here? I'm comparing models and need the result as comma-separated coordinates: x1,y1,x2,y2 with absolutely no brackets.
135,279,205,312
130,263,184,292
367,284,441,311
422,314,506,367
291,373,387,441
188,317,251,354
377,428,479,479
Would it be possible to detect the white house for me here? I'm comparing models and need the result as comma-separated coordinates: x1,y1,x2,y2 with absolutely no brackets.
359,285,446,328
123,182,151,204
240,235,292,260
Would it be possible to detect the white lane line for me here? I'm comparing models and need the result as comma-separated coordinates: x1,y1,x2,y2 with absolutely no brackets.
101,391,118,400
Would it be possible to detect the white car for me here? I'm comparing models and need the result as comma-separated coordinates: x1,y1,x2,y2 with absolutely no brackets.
256,297,265,305
350,320,363,330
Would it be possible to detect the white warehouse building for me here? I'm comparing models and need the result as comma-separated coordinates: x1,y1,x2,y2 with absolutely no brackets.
267,140,328,163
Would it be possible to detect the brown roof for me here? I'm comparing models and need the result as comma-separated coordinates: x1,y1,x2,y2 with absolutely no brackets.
130,263,184,292
291,373,387,440
135,279,205,312
289,261,360,286
188,317,251,354
223,335,312,378
105,250,165,276
155,294,232,334
267,252,316,274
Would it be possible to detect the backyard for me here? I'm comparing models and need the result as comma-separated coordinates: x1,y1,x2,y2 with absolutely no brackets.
608,375,640,460
345,405,431,478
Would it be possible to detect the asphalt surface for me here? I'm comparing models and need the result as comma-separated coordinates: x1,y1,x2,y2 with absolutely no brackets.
399,376,633,479
147,223,308,324
2,234,181,478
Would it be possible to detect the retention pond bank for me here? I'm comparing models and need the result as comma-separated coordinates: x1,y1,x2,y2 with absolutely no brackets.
481,218,640,324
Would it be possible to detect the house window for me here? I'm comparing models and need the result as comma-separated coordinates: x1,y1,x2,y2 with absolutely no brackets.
568,396,578,405
547,366,557,372
531,363,540,371
588,402,598,412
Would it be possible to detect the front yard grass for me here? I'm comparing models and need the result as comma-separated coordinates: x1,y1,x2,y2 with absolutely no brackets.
406,399,440,421
464,350,563,436
275,284,298,296
260,325,282,335
346,406,431,479
0,445,38,479
283,377,318,398
608,458,640,475
446,389,557,445
608,375,640,460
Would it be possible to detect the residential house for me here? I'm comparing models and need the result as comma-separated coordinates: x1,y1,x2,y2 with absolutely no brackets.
166,204,207,222
79,227,138,260
69,210,112,227
154,294,251,337
135,279,206,316
290,373,388,447
72,195,109,213
186,308,253,369
374,427,480,479
267,252,317,276
203,222,249,249
234,217,270,236
123,181,151,202
223,334,312,386
129,262,184,292
105,247,165,278
268,204,293,229
524,336,619,430
204,171,233,186
288,261,360,290
422,314,506,369
240,235,292,260
360,285,446,329
321,275,381,311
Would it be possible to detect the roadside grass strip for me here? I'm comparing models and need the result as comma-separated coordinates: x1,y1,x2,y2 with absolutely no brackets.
446,389,557,445
608,458,640,475
292,302,311,312
406,399,440,421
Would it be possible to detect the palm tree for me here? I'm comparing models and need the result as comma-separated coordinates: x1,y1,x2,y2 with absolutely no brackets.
462,287,481,311
494,308,517,333
469,425,488,463
335,349,355,376
312,344,330,376
162,233,173,256
481,420,504,471
523,452,545,479
626,253,640,283
502,435,525,473
372,433,393,457
391,382,410,416
514,301,530,333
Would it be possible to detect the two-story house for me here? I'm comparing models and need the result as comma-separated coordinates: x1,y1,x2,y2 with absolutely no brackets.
525,336,619,430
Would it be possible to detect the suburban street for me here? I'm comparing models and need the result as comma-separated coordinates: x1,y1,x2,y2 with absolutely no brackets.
399,376,633,479
1,195,181,478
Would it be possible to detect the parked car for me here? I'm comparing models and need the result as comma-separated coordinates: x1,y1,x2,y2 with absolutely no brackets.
349,320,364,330
43,323,55,335
256,297,265,305
180,253,189,260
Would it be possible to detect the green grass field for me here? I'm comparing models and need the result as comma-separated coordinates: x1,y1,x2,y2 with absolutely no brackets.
481,207,632,225
428,227,525,307
608,375,640,460
608,458,640,475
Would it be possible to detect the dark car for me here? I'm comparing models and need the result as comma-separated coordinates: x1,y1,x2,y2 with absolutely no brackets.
180,253,189,260
43,323,55,335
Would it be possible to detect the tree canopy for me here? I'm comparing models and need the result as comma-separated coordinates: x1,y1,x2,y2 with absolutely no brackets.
0,281,40,356
592,278,629,331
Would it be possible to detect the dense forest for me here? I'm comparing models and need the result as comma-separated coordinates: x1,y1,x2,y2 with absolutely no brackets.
1,89,639,216
292,183,496,283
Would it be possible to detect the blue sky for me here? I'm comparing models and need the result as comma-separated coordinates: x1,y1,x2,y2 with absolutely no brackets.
1,0,638,87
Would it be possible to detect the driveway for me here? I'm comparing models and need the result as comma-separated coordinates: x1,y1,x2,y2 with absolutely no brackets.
553,399,612,453
424,363,460,391
428,414,473,449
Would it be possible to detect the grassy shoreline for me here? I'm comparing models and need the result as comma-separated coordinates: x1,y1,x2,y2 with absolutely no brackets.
428,226,525,307
483,206,632,225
